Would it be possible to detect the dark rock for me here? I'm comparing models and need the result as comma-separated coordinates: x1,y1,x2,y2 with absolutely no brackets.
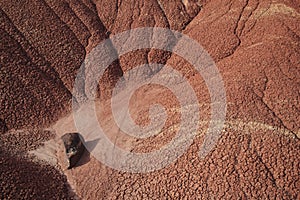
61,133,86,169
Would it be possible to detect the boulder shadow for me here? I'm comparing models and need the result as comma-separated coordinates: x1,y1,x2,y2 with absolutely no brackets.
74,138,100,168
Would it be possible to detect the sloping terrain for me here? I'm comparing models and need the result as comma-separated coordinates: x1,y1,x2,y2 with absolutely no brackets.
0,130,76,199
0,0,299,199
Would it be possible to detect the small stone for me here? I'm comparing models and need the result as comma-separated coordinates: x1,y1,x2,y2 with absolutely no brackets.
61,133,85,169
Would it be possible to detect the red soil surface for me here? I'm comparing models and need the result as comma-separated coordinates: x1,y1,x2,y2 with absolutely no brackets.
0,0,299,199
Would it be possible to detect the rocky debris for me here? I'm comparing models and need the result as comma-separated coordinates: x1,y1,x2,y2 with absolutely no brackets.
61,133,86,169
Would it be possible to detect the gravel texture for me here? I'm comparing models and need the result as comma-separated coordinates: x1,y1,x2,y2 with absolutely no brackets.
0,0,299,199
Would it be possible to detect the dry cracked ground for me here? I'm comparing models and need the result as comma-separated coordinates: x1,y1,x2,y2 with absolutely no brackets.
0,0,299,199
